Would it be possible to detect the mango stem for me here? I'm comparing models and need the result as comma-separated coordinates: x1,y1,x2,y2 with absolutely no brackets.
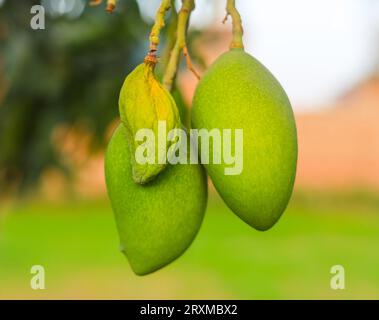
183,46,200,80
89,0,117,13
163,0,199,91
106,0,117,13
148,0,172,56
224,0,245,49
160,0,179,70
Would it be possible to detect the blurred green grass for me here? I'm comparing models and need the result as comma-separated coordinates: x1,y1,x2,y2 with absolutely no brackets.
0,191,379,299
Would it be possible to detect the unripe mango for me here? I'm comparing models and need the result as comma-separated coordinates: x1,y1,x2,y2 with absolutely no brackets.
192,49,297,231
119,61,180,184
105,124,207,275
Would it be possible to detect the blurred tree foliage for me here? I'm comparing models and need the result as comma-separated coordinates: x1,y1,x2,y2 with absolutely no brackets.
0,0,151,193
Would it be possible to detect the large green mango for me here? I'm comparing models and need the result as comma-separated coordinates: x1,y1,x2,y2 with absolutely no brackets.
192,49,297,231
105,124,207,275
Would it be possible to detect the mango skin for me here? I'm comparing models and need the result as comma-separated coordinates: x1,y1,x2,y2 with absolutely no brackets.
192,49,297,231
105,124,208,275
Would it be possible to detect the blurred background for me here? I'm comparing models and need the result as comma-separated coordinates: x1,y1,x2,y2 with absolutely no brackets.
0,0,379,299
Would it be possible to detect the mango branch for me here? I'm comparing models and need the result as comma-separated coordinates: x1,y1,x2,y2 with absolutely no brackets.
89,0,117,13
161,0,179,70
106,0,117,13
223,0,244,49
163,0,200,91
183,46,200,80
148,0,173,57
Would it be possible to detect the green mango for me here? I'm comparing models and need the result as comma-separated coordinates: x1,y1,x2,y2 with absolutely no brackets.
105,124,208,275
118,62,181,184
192,49,297,231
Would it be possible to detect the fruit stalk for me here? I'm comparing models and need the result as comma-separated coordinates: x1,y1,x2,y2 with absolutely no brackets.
89,0,117,13
161,0,179,70
163,0,199,91
106,0,117,13
224,0,244,49
148,0,173,58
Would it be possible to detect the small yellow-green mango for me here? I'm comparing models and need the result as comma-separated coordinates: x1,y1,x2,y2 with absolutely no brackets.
192,49,297,231
119,62,180,184
105,124,207,275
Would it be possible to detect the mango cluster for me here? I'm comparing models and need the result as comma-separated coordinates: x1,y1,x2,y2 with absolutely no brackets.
105,48,298,275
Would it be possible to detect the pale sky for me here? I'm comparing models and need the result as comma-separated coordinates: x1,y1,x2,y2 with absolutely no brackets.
139,0,379,111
